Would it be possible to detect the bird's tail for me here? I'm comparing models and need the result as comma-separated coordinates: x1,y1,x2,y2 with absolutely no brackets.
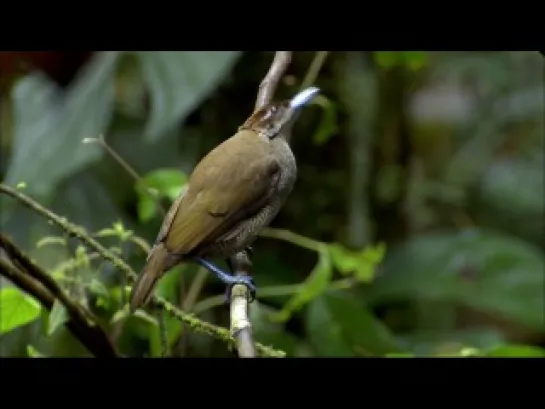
129,243,169,313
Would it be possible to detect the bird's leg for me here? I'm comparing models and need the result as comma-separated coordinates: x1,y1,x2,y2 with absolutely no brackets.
194,257,256,302
224,248,255,304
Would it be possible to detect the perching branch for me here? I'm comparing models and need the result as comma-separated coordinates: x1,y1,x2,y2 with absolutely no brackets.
228,251,256,357
226,51,293,358
0,183,285,358
0,233,117,358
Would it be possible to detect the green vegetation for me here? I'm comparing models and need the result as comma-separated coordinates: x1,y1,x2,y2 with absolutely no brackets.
0,51,543,357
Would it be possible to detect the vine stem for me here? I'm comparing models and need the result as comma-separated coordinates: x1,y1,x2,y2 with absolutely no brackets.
0,183,285,358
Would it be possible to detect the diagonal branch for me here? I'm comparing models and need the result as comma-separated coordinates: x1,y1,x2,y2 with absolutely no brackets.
0,183,285,358
254,51,292,112
229,51,293,358
0,234,117,357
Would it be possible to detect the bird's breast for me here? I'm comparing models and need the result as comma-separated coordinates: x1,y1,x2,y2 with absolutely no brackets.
271,138,297,200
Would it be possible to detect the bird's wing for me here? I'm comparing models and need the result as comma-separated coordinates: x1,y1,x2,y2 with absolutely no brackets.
156,132,280,255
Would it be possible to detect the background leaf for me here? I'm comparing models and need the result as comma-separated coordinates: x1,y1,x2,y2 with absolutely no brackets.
0,288,41,334
47,300,69,336
4,52,119,201
369,229,545,330
312,96,339,146
307,291,402,356
306,293,354,356
137,51,242,141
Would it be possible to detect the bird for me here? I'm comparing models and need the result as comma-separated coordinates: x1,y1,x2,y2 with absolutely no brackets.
129,87,320,312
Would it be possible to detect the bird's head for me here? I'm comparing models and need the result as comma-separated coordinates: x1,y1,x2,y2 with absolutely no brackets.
240,87,320,141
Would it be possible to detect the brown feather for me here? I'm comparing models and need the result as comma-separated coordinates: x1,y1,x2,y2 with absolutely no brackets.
159,130,280,256
129,243,170,311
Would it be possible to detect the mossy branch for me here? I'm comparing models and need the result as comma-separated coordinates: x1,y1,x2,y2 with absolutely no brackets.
0,183,285,358
0,233,117,357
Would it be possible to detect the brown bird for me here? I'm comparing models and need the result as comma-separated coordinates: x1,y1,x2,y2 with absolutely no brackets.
129,87,320,312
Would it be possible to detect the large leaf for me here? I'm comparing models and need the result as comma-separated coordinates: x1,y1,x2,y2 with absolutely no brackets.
136,51,241,141
306,293,354,356
5,52,119,200
0,287,41,334
368,230,545,330
328,242,385,282
306,291,402,356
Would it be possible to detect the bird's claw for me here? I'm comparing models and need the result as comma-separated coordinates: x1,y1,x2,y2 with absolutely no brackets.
225,275,257,304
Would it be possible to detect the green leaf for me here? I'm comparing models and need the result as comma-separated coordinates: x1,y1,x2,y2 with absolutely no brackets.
148,313,180,357
308,291,402,356
0,287,41,334
89,279,109,298
328,243,385,282
5,52,119,201
485,344,545,357
401,51,428,70
369,230,545,330
141,168,187,200
136,168,188,222
374,51,399,68
27,345,47,358
272,247,333,322
47,300,69,336
137,197,157,223
94,228,118,238
312,95,339,146
136,51,241,140
36,236,67,249
306,293,354,356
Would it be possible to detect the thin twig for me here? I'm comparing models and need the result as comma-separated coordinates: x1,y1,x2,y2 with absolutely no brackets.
182,267,208,311
176,267,208,356
84,133,169,353
260,227,323,251
83,134,166,217
254,51,292,111
0,183,285,357
300,52,329,91
0,233,117,358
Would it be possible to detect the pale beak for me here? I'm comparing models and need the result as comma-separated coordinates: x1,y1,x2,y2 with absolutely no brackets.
289,87,320,110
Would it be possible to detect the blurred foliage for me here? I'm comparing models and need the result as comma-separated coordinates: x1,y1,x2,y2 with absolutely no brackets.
0,51,543,357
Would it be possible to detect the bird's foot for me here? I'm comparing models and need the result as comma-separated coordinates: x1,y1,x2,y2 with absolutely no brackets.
194,257,257,303
225,275,256,304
